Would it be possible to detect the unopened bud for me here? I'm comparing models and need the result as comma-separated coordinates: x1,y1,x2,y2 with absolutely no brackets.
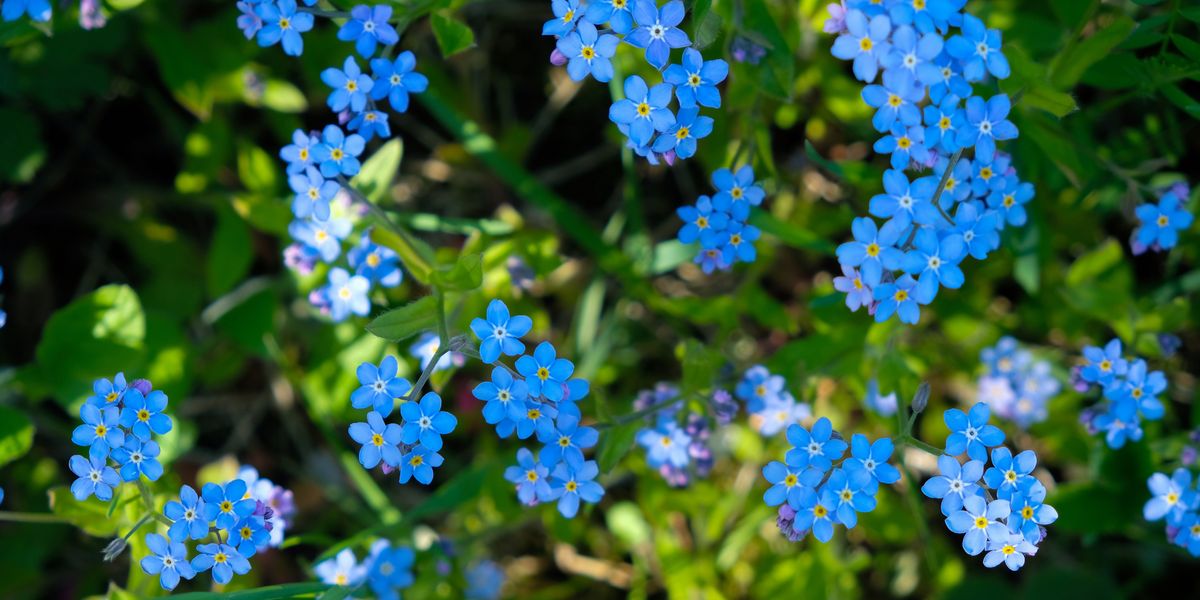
102,537,128,562
911,382,930,414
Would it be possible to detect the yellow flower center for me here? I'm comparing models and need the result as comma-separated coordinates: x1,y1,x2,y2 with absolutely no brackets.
366,253,381,267
897,137,912,149
1132,387,1143,399
526,470,539,482
688,73,701,86
974,516,989,529
853,278,863,290
1003,194,1015,208
894,289,909,302
1001,544,1015,555
730,233,742,245
841,490,853,501
331,148,345,161
1021,506,1034,519
528,409,541,420
938,116,951,130
106,392,119,403
215,552,228,564
95,424,107,436
1099,359,1111,371
675,127,690,140
581,45,595,60
562,9,574,23
279,17,291,30
334,573,348,585
755,385,766,397
220,501,233,512
1191,524,1200,536
566,481,578,492
636,102,651,117
558,436,571,447
371,433,384,447
536,367,550,381
137,409,150,422
308,187,319,199
1157,215,1169,226
696,216,709,228
859,37,873,52
1005,470,1017,482
660,436,672,447
315,230,329,242
731,186,743,199
887,94,902,107
241,526,253,540
613,0,627,7
298,148,309,161
1167,492,1179,505
979,167,993,180
866,242,880,257
409,455,424,467
346,81,357,92
784,474,798,487
338,286,352,300
813,505,828,518
913,0,926,9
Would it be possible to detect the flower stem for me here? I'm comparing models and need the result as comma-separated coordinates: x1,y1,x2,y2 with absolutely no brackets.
337,176,434,281
297,7,349,18
897,434,942,457
0,511,70,524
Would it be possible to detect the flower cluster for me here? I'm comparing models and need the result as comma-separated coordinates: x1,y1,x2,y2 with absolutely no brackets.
466,300,605,518
315,541,416,597
827,3,1031,324
764,417,900,542
1143,467,1200,557
1075,338,1168,449
543,0,729,163
1131,182,1193,255
139,468,295,590
676,166,767,273
69,374,173,501
976,336,1060,428
735,365,813,436
921,402,1058,570
633,384,715,487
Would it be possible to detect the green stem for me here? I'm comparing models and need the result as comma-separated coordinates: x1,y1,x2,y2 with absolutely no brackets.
0,511,70,524
595,398,689,430
897,434,942,457
435,289,450,347
405,347,449,403
297,7,349,18
135,479,173,526
337,176,434,281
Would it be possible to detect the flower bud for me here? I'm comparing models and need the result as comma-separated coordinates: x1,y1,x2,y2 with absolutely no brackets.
911,382,930,414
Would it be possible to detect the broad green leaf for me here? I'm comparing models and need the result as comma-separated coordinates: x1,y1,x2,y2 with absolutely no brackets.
0,406,34,467
805,140,844,178
431,12,476,57
370,226,434,284
606,502,651,547
207,205,254,298
691,0,723,50
259,79,308,113
350,138,403,204
1061,239,1132,322
431,252,483,291
236,143,277,194
171,583,332,600
596,421,640,472
365,296,438,342
742,0,794,100
48,486,124,537
1173,34,1200,63
1050,16,1135,88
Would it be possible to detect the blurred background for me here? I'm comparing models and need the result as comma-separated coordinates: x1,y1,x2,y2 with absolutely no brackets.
0,0,1199,598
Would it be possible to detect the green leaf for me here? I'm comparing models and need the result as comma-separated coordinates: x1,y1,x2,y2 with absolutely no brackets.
431,252,483,291
0,406,34,467
1161,83,1200,118
33,284,146,405
350,138,403,204
237,143,277,194
679,339,722,395
171,583,332,600
748,209,836,254
1173,34,1200,63
742,0,794,99
606,502,651,547
431,12,476,57
365,296,438,342
207,205,254,298
691,0,723,50
259,79,308,113
370,226,434,284
804,140,844,178
1061,239,1132,322
48,486,123,537
596,421,640,472
1049,16,1136,88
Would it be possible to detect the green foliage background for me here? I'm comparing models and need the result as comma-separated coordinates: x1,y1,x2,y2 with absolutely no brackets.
0,0,1198,598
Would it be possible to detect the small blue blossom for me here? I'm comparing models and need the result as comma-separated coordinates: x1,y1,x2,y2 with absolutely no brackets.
873,273,920,324
473,367,529,437
289,217,352,263
664,48,728,108
923,95,964,153
141,533,195,591
366,541,415,600
470,299,533,364
409,332,465,372
585,0,635,34
119,389,172,440
863,378,898,416
349,411,404,469
784,417,847,471
1109,359,1168,419
888,0,962,34
542,0,583,37
1093,399,1143,449
901,229,966,304
735,365,785,414
794,488,839,542
231,515,270,558
861,69,924,133
608,75,675,148
831,10,892,82
89,372,128,407
1080,338,1127,386
652,106,712,159
982,447,1036,500
1135,191,1194,251
165,484,209,542
944,402,1005,462
516,400,558,440
844,434,901,485
626,0,690,70
676,195,729,246
348,235,403,287
946,14,1010,81
313,125,366,178
756,393,812,437
69,449,120,501
399,445,445,485
281,129,320,175
956,94,1017,164
834,264,875,312
505,447,552,506
348,110,391,141
112,436,163,482
539,413,599,469
822,467,879,528
882,25,944,89
945,495,1010,556
637,418,692,468
201,480,257,531
466,560,506,600
547,460,605,518
954,202,1000,260
352,355,411,417
927,55,972,103
986,174,1033,227
712,165,766,206
323,56,374,114
1008,478,1058,542
289,166,338,221
255,0,314,57
1144,468,1196,525
762,461,821,509
315,548,366,587
1,0,50,21
192,542,251,585
868,169,938,229
1172,513,1200,555
326,268,371,321
72,404,125,458
516,341,575,402
714,221,760,265
557,20,618,83
921,454,985,515
338,5,399,57
400,392,458,452
370,52,429,113
982,530,1036,571
875,123,931,170
836,216,905,286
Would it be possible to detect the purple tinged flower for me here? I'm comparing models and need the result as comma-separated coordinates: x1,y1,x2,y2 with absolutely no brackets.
946,495,1010,555
255,0,314,57
956,94,1018,164
664,48,728,108
470,299,533,364
921,454,984,515
400,392,458,452
834,264,875,312
831,10,892,82
944,402,1005,462
873,273,921,324
900,228,966,304
338,5,399,57
627,0,691,70
730,35,767,64
237,1,262,39
823,1,849,34
557,20,619,83
505,448,552,505
945,13,1010,81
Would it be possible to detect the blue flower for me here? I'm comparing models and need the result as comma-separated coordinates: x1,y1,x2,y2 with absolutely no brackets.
794,488,839,542
986,174,1033,227
516,341,575,402
970,153,1010,197
69,449,120,501
119,389,172,440
231,515,270,557
945,495,1010,555
608,75,675,148
1172,513,1200,556
516,400,558,440
237,1,264,39
922,95,964,153
757,393,812,437
882,25,944,89
875,123,931,170
323,56,374,114
934,154,974,202
714,221,761,265
921,454,985,515
349,411,404,469
1008,479,1057,542
399,445,445,485
868,169,938,229
348,235,403,288
409,332,464,372
946,14,1010,81
863,379,899,416
315,548,366,587
281,129,320,175
983,447,1035,499
981,336,1024,377
637,418,692,468
834,264,875,312
347,110,391,141
312,125,366,178
1144,468,1196,525
664,48,728,108
338,4,399,57
165,484,209,542
289,166,338,221
831,10,892,82
201,480,257,531
326,268,371,321
473,367,529,436
712,165,766,206
352,355,411,417
557,20,618,82
901,229,966,304
735,365,784,413
89,372,128,407
627,0,690,70
1135,191,1193,251
505,447,553,505
539,413,599,469
255,0,314,57
1080,339,1127,386
289,217,352,263
466,560,506,600
763,461,822,509
547,460,605,518
784,417,847,471
366,541,415,600
585,0,635,34
370,52,429,113
470,299,533,364
944,402,1005,462
141,533,195,591
192,542,251,585
982,530,1036,571
400,392,457,451
676,195,730,246
844,434,901,485
1093,400,1143,449
956,94,1017,164
72,404,125,457
542,0,582,36
953,202,1000,260
1110,359,1168,419
861,69,924,133
836,216,905,286
1,0,50,21
822,467,879,527
873,273,920,324
113,436,163,482
888,0,961,35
